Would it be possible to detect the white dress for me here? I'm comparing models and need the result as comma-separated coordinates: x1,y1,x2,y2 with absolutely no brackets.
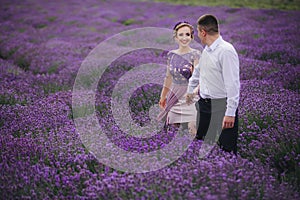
158,50,201,125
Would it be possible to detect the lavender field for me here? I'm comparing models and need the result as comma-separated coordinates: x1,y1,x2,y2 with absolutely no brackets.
1,0,300,199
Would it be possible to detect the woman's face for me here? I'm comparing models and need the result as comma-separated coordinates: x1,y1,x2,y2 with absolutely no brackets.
175,26,192,47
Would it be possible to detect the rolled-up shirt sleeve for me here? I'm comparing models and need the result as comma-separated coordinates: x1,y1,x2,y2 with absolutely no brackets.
222,49,240,116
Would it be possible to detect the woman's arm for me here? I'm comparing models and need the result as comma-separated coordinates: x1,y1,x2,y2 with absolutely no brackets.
159,53,173,109
159,70,172,109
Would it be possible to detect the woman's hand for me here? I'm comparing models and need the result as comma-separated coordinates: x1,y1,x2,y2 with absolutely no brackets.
159,98,167,109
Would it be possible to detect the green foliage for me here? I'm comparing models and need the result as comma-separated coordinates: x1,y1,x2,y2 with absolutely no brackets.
47,62,61,74
72,104,95,119
0,47,19,60
88,26,97,32
34,23,47,29
272,140,300,191
122,18,137,26
240,112,274,132
154,0,300,10
18,28,26,33
0,94,27,106
47,16,57,22
0,119,4,128
258,51,300,65
42,82,69,95
128,84,161,126
286,79,300,92
15,56,30,71
239,111,300,191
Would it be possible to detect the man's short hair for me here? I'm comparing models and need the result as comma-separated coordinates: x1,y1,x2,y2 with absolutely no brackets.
197,14,219,35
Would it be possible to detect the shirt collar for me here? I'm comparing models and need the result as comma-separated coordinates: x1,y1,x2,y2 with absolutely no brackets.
205,35,222,52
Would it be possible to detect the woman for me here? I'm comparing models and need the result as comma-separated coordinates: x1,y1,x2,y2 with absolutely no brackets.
157,21,201,135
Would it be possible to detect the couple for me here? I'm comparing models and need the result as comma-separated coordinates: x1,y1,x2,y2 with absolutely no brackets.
157,14,240,155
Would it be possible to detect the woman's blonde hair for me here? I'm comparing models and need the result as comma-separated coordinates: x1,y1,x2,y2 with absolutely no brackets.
173,21,194,39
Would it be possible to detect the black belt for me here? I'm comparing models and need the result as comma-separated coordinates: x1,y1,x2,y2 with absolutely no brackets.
200,97,211,103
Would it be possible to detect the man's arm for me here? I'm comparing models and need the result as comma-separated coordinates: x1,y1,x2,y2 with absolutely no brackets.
222,49,240,117
186,62,200,104
222,49,240,128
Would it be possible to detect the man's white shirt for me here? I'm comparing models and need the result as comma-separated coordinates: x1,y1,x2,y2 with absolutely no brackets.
187,36,240,116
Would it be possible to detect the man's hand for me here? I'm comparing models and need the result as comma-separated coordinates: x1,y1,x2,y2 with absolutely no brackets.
222,116,235,129
186,93,194,105
189,65,194,74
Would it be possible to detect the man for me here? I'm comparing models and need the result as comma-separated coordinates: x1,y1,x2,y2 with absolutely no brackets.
186,14,240,154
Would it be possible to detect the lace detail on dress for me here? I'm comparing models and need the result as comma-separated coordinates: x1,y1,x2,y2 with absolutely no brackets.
168,51,199,84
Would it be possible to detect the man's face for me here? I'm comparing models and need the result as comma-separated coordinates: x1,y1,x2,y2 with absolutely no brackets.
197,25,206,45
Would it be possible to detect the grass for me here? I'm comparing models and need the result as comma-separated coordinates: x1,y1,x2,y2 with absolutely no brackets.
0,94,27,106
42,82,70,95
153,0,300,10
15,55,30,71
47,61,61,74
272,140,300,190
122,18,137,26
